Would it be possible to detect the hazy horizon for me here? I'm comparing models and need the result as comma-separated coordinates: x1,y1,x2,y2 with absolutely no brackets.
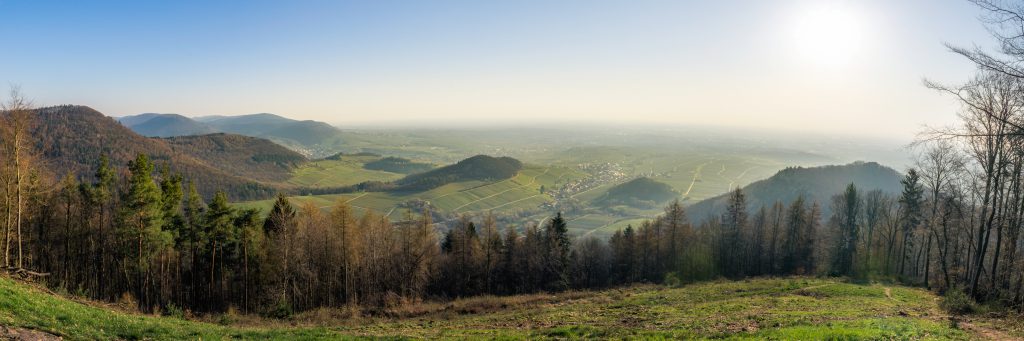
0,0,996,140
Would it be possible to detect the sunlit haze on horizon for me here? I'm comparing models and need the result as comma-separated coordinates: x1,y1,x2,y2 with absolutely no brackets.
0,0,995,140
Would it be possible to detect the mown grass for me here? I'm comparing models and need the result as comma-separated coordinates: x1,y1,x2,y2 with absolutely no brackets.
0,276,983,340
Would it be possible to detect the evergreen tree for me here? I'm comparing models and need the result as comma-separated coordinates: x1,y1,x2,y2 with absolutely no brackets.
544,212,571,290
781,196,808,274
719,189,748,278
118,153,171,309
898,169,924,277
830,183,861,276
204,191,236,310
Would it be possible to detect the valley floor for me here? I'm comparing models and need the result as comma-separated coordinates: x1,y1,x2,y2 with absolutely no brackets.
0,276,1016,340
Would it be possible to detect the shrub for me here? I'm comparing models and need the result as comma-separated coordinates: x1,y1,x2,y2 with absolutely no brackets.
266,301,294,319
664,272,683,287
940,287,974,315
163,303,185,319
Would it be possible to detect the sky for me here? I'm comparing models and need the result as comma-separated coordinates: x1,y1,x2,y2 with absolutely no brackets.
0,0,998,140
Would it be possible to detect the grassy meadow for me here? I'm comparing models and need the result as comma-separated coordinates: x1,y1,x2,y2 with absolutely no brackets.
3,275,1014,340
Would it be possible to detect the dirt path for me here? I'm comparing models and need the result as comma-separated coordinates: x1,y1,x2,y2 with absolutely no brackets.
0,326,61,340
683,161,713,197
959,321,1016,340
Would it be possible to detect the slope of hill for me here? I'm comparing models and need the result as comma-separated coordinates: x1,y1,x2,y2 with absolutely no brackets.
162,133,306,183
0,275,984,339
32,105,299,200
196,113,340,147
393,155,523,192
686,161,903,222
596,177,678,208
118,113,217,137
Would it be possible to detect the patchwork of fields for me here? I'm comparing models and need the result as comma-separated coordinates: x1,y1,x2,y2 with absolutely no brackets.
239,163,587,221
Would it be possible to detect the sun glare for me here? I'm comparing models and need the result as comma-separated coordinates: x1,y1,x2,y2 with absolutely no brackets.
786,3,868,70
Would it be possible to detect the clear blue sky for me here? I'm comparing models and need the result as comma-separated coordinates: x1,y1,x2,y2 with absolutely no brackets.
0,0,995,139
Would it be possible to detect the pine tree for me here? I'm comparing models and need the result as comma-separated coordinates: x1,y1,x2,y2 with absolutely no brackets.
781,196,808,274
898,169,924,278
544,212,571,290
204,191,236,310
830,183,861,276
720,189,748,278
119,153,171,309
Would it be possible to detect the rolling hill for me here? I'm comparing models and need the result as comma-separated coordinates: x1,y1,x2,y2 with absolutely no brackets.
363,156,435,174
686,161,903,222
33,105,304,200
393,155,523,192
595,177,678,208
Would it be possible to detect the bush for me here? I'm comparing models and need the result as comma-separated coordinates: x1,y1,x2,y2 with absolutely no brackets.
266,301,294,319
940,287,975,315
664,272,683,287
163,303,185,319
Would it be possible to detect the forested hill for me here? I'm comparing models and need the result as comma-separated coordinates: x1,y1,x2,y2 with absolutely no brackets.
162,133,306,182
597,177,678,208
32,105,304,200
686,161,903,222
393,155,522,191
363,156,435,174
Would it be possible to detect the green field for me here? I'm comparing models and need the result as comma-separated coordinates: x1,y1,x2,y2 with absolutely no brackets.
4,275,1016,340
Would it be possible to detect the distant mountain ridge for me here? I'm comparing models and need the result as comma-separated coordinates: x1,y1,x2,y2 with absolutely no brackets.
118,112,341,156
686,161,903,223
196,113,340,147
37,105,306,200
120,113,218,137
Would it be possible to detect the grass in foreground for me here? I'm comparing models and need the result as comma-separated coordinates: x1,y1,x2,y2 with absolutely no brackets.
0,276,987,340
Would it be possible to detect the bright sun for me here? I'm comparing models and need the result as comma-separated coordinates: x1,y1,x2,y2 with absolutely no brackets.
786,3,868,69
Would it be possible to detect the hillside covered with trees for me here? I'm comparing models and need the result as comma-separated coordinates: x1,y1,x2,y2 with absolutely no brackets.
686,161,903,222
29,105,303,200
596,177,678,208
